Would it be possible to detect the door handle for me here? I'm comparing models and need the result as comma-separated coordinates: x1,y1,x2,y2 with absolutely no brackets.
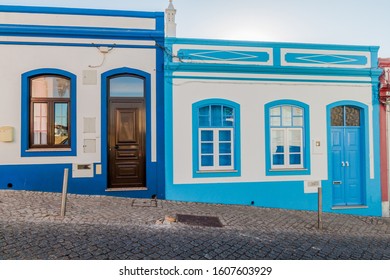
109,145,119,151
345,161,349,167
341,161,345,167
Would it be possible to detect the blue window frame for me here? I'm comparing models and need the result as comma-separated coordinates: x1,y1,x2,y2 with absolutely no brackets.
192,99,240,177
21,69,77,157
265,100,310,176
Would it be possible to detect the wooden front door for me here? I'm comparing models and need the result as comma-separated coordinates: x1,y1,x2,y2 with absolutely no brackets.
108,75,146,189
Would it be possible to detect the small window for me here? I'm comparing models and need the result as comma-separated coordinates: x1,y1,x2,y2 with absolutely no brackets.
193,99,241,177
265,100,310,175
331,106,360,127
109,75,144,98
270,105,304,169
30,75,71,148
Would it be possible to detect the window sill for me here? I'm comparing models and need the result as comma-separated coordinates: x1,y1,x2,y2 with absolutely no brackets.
266,168,310,176
194,169,241,178
269,168,308,172
196,169,238,174
26,148,72,152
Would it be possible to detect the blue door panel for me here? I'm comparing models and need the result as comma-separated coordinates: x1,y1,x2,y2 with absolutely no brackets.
331,126,363,206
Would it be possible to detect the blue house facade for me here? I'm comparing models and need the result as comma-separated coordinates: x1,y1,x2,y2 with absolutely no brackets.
164,37,383,216
0,5,166,198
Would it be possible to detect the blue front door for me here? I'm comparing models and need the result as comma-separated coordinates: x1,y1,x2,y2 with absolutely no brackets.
331,106,364,206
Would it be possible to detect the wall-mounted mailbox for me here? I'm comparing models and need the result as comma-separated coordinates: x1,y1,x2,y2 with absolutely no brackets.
72,163,94,178
0,126,14,142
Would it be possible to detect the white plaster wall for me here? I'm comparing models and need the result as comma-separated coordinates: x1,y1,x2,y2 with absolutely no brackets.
172,77,373,184
0,43,157,165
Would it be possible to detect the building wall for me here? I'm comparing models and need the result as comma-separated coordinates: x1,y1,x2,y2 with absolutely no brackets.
0,6,165,198
165,38,382,216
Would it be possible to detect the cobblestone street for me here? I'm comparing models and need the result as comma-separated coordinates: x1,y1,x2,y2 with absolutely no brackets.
0,190,390,260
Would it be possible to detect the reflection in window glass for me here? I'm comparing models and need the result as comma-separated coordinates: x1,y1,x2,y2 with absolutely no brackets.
109,76,144,97
31,76,70,98
54,103,69,145
33,103,48,145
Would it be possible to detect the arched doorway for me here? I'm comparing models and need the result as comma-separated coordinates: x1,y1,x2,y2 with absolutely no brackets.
330,105,364,206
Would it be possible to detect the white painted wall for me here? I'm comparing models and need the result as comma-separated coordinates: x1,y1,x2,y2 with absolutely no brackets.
171,76,373,184
0,42,157,165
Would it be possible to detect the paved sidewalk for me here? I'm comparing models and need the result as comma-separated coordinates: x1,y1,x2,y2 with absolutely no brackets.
0,190,390,260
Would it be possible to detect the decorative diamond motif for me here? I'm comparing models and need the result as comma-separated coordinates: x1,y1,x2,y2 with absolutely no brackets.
295,54,357,64
190,50,259,61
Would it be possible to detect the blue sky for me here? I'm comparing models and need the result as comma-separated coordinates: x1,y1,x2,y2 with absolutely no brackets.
1,0,390,57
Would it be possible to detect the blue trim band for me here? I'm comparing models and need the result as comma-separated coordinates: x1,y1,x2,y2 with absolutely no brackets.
172,75,373,84
0,41,157,49
21,68,77,157
166,37,379,53
0,24,164,40
166,63,382,79
0,5,164,19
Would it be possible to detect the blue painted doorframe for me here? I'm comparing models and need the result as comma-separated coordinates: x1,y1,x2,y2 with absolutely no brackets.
330,105,365,206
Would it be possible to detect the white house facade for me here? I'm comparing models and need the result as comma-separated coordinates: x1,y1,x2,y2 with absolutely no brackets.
0,5,166,198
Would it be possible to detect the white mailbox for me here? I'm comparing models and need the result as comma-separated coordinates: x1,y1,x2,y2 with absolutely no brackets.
0,126,13,142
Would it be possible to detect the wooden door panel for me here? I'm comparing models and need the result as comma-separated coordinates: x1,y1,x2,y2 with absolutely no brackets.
108,100,145,189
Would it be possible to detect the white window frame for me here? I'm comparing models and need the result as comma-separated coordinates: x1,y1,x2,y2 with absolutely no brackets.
270,127,303,170
199,127,234,171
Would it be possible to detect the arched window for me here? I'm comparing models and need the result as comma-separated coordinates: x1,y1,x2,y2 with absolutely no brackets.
21,69,76,157
30,75,71,148
192,99,240,177
265,100,310,175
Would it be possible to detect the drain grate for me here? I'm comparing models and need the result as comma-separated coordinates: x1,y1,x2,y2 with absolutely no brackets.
176,214,223,228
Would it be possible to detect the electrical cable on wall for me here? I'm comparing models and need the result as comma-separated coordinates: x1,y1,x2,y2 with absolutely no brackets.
88,43,116,68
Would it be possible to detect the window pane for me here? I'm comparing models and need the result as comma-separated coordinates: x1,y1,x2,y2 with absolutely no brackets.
201,130,213,141
345,106,360,126
109,76,144,97
219,155,232,166
271,130,284,153
292,116,303,127
33,103,48,145
199,116,210,127
199,106,210,116
289,154,302,165
270,116,281,126
211,105,222,126
219,143,231,153
270,107,280,116
282,106,292,126
31,76,70,98
273,154,284,165
201,155,214,167
331,106,344,126
288,130,302,153
201,143,213,154
293,107,303,116
223,106,234,127
54,103,69,145
219,130,231,141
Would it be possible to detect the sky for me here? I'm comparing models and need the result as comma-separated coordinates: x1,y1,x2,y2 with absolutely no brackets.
1,0,390,57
